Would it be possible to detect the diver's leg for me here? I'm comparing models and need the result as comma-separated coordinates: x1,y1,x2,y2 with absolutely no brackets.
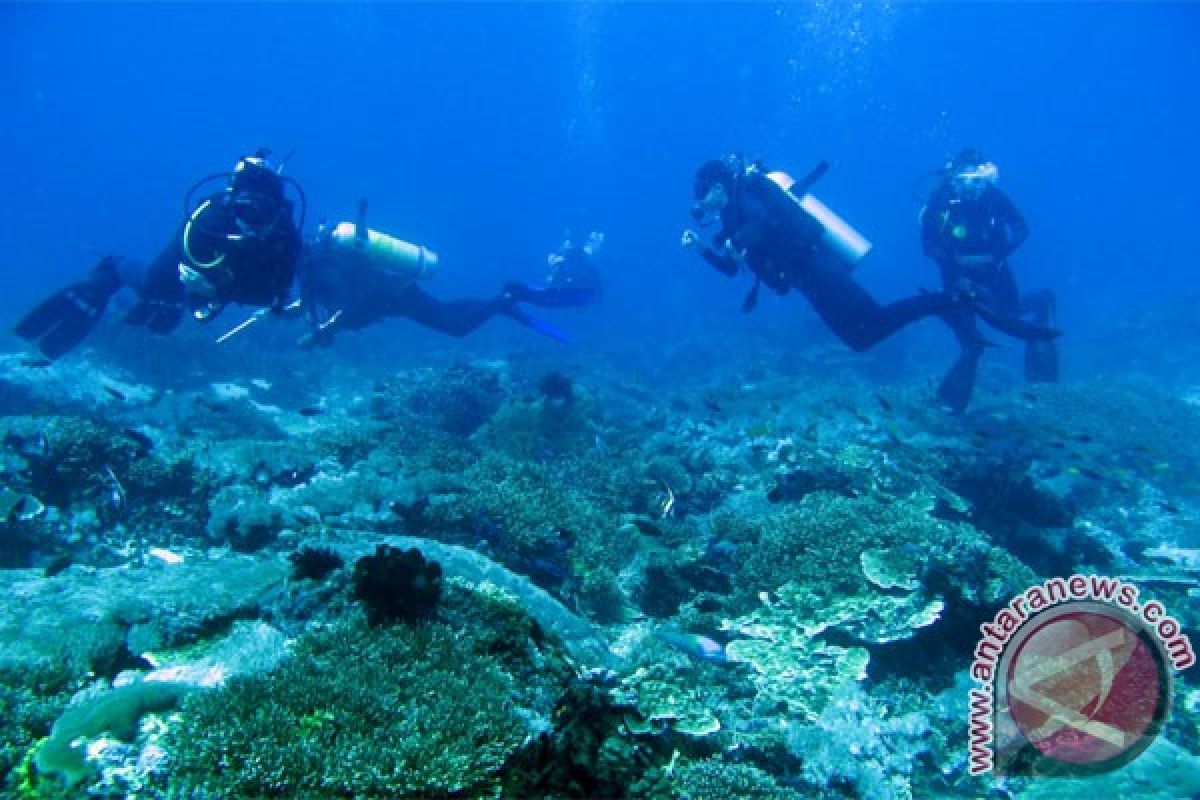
394,284,509,337
502,281,598,308
937,309,986,413
798,252,948,352
121,248,188,334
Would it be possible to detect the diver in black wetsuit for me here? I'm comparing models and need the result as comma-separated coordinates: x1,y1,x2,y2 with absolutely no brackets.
544,231,604,305
921,149,1059,413
682,154,965,352
14,150,303,360
292,207,585,348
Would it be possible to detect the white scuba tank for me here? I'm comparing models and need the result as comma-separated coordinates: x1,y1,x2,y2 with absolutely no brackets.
765,171,873,267
328,222,439,281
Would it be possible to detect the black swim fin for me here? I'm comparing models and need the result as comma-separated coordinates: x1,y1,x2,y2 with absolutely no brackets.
1025,340,1060,382
14,274,117,360
972,300,1062,341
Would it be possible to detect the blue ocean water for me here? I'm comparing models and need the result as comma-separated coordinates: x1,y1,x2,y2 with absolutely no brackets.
2,3,1197,342
2,3,1200,798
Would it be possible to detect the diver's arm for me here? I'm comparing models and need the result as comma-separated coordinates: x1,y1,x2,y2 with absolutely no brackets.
727,181,774,253
701,241,741,276
682,229,740,276
993,190,1029,257
920,189,952,260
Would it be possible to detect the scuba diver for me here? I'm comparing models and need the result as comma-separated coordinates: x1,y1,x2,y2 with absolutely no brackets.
681,153,983,353
543,231,605,305
920,148,1059,413
286,202,586,349
14,150,304,360
494,231,605,313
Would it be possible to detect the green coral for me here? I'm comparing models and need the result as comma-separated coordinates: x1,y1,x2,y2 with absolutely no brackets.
0,664,73,794
477,386,597,461
167,616,536,798
730,492,1031,613
860,548,921,591
433,453,635,574
622,665,722,738
667,757,803,800
722,583,941,722
30,681,189,788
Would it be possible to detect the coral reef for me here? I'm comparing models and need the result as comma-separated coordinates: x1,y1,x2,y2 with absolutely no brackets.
167,617,542,798
2,331,1199,799
288,544,344,582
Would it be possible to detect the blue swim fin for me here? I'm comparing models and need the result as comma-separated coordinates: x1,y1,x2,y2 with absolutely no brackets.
505,306,571,344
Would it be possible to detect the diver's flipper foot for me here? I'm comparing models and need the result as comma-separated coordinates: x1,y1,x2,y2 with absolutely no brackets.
13,281,112,360
1025,340,1060,382
503,282,596,308
973,301,1061,341
505,307,571,344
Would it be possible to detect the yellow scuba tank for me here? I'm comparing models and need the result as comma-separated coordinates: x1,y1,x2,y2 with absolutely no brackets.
766,170,873,267
328,221,439,281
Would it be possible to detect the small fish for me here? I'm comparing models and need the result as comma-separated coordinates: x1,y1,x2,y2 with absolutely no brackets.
20,356,52,368
147,547,184,565
13,494,46,521
1161,502,1182,515
42,553,73,577
122,428,155,455
659,483,676,519
252,462,273,487
702,397,724,414
1020,390,1039,403
298,407,325,417
654,630,728,663
196,397,231,413
876,395,893,413
1069,432,1094,444
103,385,127,402
102,464,126,518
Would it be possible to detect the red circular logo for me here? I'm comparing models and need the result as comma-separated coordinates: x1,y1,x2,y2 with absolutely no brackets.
1006,607,1168,770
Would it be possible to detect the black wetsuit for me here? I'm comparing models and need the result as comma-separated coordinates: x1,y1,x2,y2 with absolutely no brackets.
14,190,302,359
546,246,603,305
122,193,302,329
298,244,512,341
921,182,1057,412
699,169,948,352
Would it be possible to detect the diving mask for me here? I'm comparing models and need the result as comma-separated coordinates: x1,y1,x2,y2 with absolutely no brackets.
953,161,999,196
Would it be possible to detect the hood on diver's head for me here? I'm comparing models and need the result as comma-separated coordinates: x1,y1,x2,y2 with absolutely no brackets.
693,155,742,200
229,149,286,226
230,150,283,198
